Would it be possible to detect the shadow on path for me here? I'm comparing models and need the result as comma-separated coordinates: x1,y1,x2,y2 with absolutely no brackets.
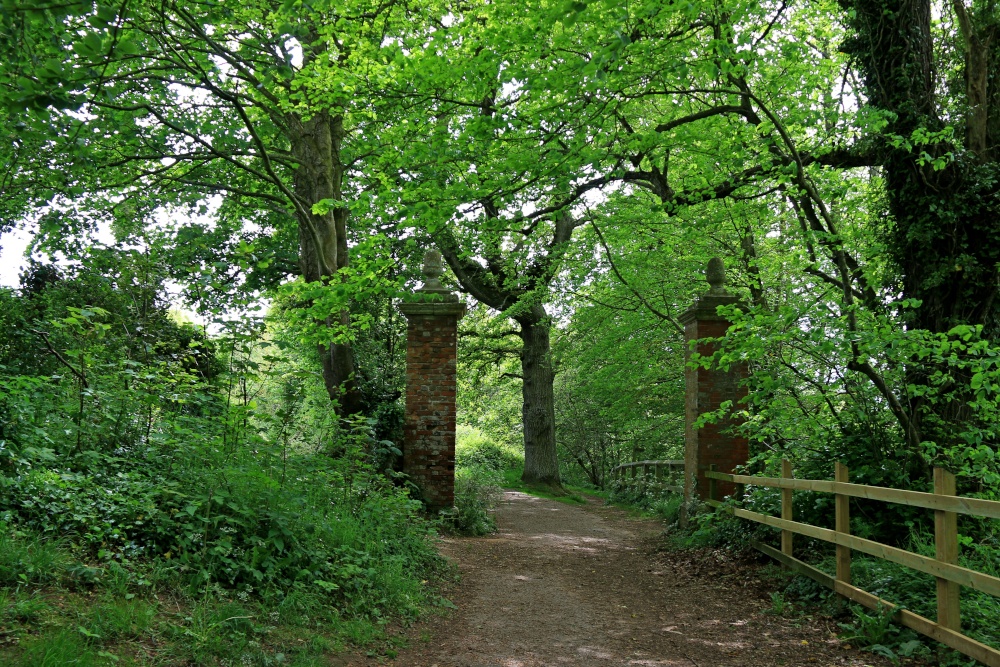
354,491,893,667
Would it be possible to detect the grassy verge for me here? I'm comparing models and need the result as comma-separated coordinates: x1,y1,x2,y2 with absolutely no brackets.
0,521,451,667
1,585,405,666
0,439,451,667
499,466,599,505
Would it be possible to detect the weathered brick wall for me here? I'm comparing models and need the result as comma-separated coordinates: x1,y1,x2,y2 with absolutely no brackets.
681,294,749,504
399,305,464,510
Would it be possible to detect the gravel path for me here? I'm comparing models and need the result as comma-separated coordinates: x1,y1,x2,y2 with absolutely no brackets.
353,491,893,667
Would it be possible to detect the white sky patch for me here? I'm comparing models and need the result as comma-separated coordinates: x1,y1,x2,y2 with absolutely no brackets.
0,218,119,288
286,37,303,68
0,228,32,287
0,197,226,327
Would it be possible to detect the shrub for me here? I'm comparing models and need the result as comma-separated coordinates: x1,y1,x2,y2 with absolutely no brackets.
0,419,440,619
449,465,503,535
455,426,522,473
451,427,510,535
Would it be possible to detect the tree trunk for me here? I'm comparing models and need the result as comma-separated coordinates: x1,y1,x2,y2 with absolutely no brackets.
289,111,365,416
842,0,1000,335
841,0,1000,452
517,308,561,487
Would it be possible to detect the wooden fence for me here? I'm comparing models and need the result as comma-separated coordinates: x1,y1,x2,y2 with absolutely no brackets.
609,459,684,494
704,461,1000,667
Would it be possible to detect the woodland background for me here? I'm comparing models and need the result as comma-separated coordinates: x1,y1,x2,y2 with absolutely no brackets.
1,0,999,664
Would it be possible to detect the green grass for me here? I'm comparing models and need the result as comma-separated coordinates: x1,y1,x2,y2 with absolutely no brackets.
500,466,590,504
81,597,158,642
0,529,69,586
1,591,51,624
0,582,424,666
13,628,116,667
0,519,445,666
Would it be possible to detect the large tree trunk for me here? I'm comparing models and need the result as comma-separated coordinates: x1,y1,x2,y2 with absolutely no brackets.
842,0,1000,335
517,308,561,487
841,0,1000,451
289,111,365,417
434,229,569,487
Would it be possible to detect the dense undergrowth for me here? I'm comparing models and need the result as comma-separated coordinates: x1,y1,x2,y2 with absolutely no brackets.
0,261,444,666
449,426,520,535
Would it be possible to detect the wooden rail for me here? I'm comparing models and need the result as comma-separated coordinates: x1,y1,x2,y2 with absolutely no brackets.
610,459,684,494
704,462,1000,666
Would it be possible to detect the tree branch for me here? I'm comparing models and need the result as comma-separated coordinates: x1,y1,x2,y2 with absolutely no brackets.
31,330,88,388
591,222,684,335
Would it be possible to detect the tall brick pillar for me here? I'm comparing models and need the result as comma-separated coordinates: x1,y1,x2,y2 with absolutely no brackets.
398,249,466,511
680,257,748,505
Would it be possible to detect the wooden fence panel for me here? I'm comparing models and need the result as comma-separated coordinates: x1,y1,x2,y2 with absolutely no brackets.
781,459,793,562
935,468,961,632
703,465,1000,666
711,473,1000,519
835,462,851,585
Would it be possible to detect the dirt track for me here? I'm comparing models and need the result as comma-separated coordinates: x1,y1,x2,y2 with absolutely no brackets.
354,491,893,667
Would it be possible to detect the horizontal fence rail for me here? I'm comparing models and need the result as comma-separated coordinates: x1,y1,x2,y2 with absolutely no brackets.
704,462,1000,667
610,459,685,495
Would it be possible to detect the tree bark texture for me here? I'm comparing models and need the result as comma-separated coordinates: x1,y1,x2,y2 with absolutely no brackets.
842,0,1000,335
517,310,561,487
840,0,1000,448
433,213,578,490
288,111,365,416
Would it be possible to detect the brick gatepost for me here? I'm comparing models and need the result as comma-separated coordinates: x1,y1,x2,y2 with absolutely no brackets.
679,257,749,505
398,249,466,511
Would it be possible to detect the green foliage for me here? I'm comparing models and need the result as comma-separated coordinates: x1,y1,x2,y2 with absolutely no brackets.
81,597,157,642
0,524,69,586
681,504,759,550
1,379,436,609
606,469,688,523
838,603,897,652
0,263,444,664
846,531,1000,652
551,209,705,489
12,628,106,667
455,426,523,473
449,427,512,535
456,306,527,453
449,467,503,536
768,591,788,615
5,1,1000,660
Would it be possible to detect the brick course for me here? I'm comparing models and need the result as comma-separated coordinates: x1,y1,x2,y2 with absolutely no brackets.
398,300,466,511
679,292,749,504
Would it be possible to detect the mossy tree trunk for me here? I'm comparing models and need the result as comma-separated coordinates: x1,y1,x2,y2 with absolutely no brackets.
841,0,1000,448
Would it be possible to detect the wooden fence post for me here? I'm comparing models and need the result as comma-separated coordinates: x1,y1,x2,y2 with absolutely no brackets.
708,464,717,503
835,462,851,585
934,467,960,631
781,459,794,563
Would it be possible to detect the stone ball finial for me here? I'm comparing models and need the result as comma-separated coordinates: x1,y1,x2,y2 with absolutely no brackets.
706,257,727,294
420,249,446,291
